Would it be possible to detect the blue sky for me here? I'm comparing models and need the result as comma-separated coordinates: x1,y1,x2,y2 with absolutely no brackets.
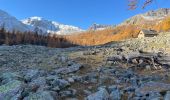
0,0,169,29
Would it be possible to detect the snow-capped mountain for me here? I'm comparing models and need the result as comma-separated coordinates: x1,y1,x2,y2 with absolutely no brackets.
22,17,83,35
0,9,33,32
0,9,83,35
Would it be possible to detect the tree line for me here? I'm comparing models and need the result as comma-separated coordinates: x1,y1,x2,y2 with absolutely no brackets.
0,28,77,48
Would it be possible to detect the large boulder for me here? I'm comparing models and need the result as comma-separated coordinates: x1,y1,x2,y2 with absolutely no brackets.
0,80,23,100
55,64,83,74
24,69,40,82
109,90,121,100
135,82,170,96
109,86,121,100
164,91,170,100
24,91,56,100
86,88,109,100
0,72,23,84
51,79,70,90
60,89,77,97
29,77,47,91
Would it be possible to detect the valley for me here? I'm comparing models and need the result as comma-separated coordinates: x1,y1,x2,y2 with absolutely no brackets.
0,4,170,100
0,31,170,99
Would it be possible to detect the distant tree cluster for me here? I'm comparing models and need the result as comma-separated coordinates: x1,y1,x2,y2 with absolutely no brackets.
0,28,77,48
66,25,140,46
154,17,170,32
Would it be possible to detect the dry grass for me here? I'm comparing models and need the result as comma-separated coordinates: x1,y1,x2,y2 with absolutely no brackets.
69,51,104,69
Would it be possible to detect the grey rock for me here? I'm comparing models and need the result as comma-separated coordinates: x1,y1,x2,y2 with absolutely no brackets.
67,77,75,83
0,72,23,84
55,64,83,74
52,86,60,91
46,75,59,81
86,88,109,100
65,98,78,100
51,79,70,89
58,56,68,62
130,77,140,86
24,91,56,100
60,89,77,97
123,86,136,93
0,80,23,100
150,97,162,100
135,82,170,95
144,8,170,18
29,77,47,91
84,90,92,96
164,91,170,100
99,75,111,85
72,76,83,82
83,73,98,83
147,92,162,100
109,88,121,100
108,85,117,93
89,23,114,31
24,69,39,81
145,65,152,70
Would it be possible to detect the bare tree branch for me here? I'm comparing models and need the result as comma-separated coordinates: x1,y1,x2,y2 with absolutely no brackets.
128,0,138,10
142,0,153,9
128,0,154,10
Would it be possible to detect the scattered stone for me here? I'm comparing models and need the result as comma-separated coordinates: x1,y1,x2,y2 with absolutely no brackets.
164,91,170,100
145,65,152,70
29,77,47,91
84,90,92,96
135,82,170,95
51,79,70,89
109,88,121,100
108,85,118,93
60,89,77,97
0,34,170,100
0,72,23,84
46,75,59,81
0,80,23,100
86,88,109,100
24,69,39,82
52,86,60,91
58,56,68,62
24,91,56,100
67,77,75,83
55,64,83,74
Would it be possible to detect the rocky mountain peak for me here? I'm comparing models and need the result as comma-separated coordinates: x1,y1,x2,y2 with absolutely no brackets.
22,17,83,35
121,8,170,25
143,8,170,18
89,23,115,31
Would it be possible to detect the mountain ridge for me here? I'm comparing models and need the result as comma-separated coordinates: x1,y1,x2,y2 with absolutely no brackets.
22,16,84,35
0,10,83,35
121,8,170,26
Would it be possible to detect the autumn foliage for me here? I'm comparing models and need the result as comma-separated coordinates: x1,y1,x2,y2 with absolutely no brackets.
154,17,170,32
65,25,140,46
65,16,170,46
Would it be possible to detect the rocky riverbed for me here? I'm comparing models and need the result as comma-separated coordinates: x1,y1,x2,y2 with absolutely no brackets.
0,32,170,100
